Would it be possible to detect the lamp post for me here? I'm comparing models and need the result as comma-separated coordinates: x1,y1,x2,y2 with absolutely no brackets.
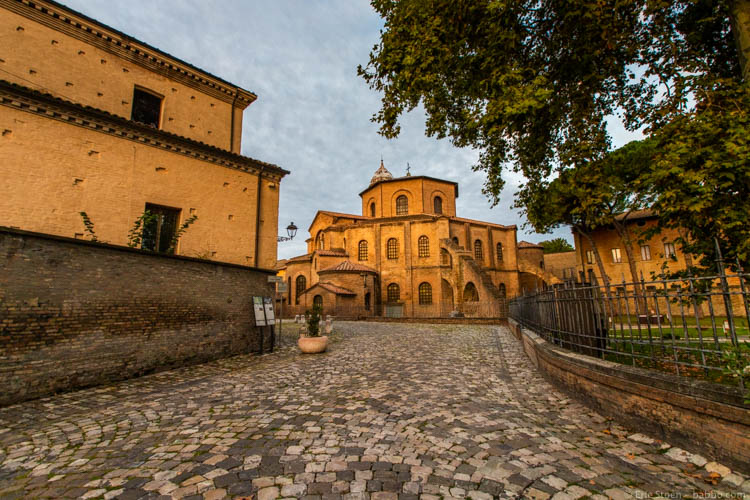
277,222,298,242
276,222,297,347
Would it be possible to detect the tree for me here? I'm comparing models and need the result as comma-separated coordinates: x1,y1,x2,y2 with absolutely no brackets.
360,0,750,269
539,238,574,254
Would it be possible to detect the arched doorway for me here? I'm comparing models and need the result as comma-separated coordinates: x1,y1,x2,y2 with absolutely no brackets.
441,279,454,313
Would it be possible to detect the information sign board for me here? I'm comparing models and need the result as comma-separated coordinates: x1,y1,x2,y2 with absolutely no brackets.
253,296,267,326
268,276,283,283
263,296,275,322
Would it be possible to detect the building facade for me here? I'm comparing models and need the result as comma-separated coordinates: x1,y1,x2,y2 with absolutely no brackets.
279,162,557,318
0,0,287,268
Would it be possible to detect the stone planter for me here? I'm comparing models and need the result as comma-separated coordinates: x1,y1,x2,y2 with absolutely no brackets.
298,335,328,354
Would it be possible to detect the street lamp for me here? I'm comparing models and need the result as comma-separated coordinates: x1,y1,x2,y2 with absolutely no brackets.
278,222,297,242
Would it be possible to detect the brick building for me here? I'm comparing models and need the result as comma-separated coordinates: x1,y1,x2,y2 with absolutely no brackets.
0,0,287,268
279,161,557,318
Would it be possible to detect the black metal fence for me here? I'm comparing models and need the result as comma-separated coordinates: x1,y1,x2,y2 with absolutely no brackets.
509,269,750,389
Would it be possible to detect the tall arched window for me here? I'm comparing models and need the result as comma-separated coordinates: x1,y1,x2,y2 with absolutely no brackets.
498,283,506,297
387,238,399,259
313,295,323,309
463,282,479,302
496,242,504,262
418,235,429,257
317,232,325,250
358,240,368,261
387,283,400,302
418,282,432,305
396,195,408,215
295,275,306,305
434,196,443,214
370,202,376,217
364,292,371,311
474,240,483,260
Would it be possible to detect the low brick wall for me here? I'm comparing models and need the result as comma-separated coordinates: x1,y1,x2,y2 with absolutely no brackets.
0,227,275,406
507,319,750,474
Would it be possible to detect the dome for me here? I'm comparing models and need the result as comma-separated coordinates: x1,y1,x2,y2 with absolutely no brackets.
369,159,393,185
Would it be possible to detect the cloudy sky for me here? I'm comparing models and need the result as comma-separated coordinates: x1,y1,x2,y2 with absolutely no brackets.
65,0,640,260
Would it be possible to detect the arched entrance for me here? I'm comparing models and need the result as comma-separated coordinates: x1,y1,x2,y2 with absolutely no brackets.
441,279,454,314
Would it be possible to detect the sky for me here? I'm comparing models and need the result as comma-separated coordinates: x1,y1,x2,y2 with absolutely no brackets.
64,0,641,260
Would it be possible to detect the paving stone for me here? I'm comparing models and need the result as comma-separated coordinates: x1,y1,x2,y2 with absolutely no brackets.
0,323,743,500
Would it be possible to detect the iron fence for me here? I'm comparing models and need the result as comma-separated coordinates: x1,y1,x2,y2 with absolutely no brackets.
509,268,750,389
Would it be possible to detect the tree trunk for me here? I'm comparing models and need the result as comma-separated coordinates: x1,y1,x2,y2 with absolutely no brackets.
730,0,750,81
612,219,648,314
575,226,610,288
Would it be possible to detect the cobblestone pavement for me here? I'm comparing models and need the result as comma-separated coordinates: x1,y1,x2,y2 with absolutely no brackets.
1,323,748,500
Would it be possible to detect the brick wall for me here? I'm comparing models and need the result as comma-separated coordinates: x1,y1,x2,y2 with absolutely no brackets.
0,227,275,406
508,319,750,474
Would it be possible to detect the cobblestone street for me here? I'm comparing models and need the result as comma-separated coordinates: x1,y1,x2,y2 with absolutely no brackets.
0,323,747,499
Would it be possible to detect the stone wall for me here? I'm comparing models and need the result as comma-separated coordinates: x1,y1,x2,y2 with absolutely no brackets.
507,319,750,474
0,227,275,406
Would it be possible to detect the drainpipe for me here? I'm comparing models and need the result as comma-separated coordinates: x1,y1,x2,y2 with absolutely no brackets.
255,172,262,267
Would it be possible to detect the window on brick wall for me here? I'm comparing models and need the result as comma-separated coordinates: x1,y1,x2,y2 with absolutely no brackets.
142,203,179,254
131,87,162,128
295,275,306,305
396,195,408,215
418,282,432,305
358,240,368,261
586,250,595,264
387,238,399,259
611,248,622,263
370,202,376,217
496,242,503,262
640,244,651,261
434,196,443,214
474,240,483,261
387,283,400,302
418,235,429,257
664,242,677,258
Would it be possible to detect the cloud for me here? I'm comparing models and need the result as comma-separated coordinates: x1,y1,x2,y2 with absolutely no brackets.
63,0,641,259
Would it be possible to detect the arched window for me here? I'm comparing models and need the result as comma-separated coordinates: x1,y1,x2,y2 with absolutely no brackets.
498,283,506,297
496,242,504,262
474,240,483,260
452,236,459,245
370,202,376,217
317,232,325,250
387,238,399,259
358,240,368,261
313,295,323,309
295,275,306,305
434,196,443,214
418,282,432,305
364,292,371,311
418,235,429,257
463,282,479,302
387,283,400,303
396,195,408,215
287,276,292,303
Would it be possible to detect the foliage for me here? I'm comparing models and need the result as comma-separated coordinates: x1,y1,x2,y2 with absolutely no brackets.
78,211,98,242
361,0,750,270
126,210,157,248
167,214,198,253
306,304,323,337
722,341,750,404
539,238,574,254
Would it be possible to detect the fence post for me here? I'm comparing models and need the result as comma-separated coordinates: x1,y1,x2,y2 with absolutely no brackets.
714,238,739,347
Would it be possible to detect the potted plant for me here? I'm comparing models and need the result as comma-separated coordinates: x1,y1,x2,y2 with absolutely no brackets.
298,304,328,353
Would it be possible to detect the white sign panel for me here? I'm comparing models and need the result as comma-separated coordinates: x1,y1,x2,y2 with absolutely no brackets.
277,282,288,293
263,296,275,322
253,296,267,326
268,276,283,283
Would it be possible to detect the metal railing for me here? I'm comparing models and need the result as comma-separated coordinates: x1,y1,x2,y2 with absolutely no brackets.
509,269,750,389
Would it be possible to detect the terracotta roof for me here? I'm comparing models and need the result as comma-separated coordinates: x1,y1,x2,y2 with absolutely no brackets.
450,216,516,230
316,249,349,257
319,211,368,220
518,240,543,249
616,209,656,221
359,175,459,198
274,259,288,270
287,253,313,262
319,260,378,274
301,282,356,296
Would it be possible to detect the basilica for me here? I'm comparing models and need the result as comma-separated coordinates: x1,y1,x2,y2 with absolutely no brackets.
278,162,556,318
